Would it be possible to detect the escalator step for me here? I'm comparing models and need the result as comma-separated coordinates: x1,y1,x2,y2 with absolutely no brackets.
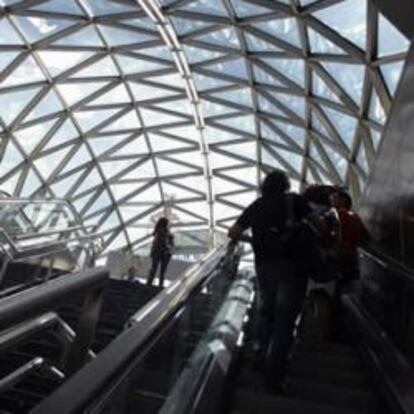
287,378,379,412
232,389,370,414
290,350,363,373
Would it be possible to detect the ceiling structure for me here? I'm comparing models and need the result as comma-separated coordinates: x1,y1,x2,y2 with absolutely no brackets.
0,0,410,257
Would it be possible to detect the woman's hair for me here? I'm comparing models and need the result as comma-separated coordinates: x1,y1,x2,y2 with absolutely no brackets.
334,190,353,209
154,217,169,234
261,169,290,197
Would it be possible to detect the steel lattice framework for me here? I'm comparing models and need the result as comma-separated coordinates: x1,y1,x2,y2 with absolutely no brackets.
0,0,409,257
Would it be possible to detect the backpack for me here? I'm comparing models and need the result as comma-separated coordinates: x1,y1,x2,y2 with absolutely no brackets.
281,196,339,283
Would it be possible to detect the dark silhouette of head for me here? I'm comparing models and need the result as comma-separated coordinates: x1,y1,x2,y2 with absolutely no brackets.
261,170,290,197
154,217,169,233
331,190,353,210
304,185,336,207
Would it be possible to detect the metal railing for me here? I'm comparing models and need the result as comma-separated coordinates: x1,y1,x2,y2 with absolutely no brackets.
0,197,104,286
31,242,240,414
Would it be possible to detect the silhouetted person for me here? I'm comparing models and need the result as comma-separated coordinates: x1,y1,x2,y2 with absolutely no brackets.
228,170,311,392
331,190,369,293
147,218,174,288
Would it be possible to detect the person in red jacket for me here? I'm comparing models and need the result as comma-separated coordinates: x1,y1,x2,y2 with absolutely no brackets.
331,190,369,292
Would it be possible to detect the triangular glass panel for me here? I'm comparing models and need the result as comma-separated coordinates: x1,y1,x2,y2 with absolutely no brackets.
321,106,358,148
140,108,183,127
314,0,367,49
116,54,170,75
309,142,326,168
35,146,72,178
183,45,225,64
105,232,128,251
53,25,104,47
381,60,405,96
202,100,238,118
101,110,141,133
57,81,109,107
162,182,201,200
262,57,305,87
253,65,286,87
14,119,56,155
1,140,24,177
75,109,121,133
89,84,131,106
100,159,137,180
89,134,131,157
245,33,282,52
369,90,386,124
20,169,42,197
194,27,240,48
208,88,253,108
307,27,346,54
171,17,211,36
64,144,92,172
300,0,319,6
42,118,79,152
161,125,200,142
261,122,288,146
311,112,331,138
25,88,64,122
72,56,119,78
221,141,257,162
258,95,287,117
312,72,341,103
145,73,186,89
274,121,306,148
2,55,45,87
378,13,410,57
193,73,233,91
14,16,77,43
0,87,40,126
127,183,161,203
29,0,84,15
51,170,84,195
38,50,95,77
0,169,21,195
84,0,138,16
205,125,240,144
84,191,112,216
356,142,369,174
321,61,365,104
320,142,348,179
370,127,382,152
115,138,148,157
278,148,303,172
204,58,248,80
72,191,97,213
129,81,178,102
214,114,256,135
99,25,157,47
149,132,193,152
154,99,193,116
252,18,301,47
276,93,306,120
121,159,155,180
223,166,257,186
180,0,228,16
73,169,102,196
157,158,197,176
0,51,20,73
97,211,120,233
229,0,273,17
0,18,24,45
133,45,173,61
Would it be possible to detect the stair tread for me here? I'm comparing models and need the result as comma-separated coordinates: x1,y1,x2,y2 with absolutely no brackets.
233,389,373,414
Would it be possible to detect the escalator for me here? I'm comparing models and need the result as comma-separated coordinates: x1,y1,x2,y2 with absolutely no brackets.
229,304,388,414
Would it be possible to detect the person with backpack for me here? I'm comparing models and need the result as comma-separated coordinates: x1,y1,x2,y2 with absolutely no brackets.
228,170,312,392
330,189,370,293
146,217,174,288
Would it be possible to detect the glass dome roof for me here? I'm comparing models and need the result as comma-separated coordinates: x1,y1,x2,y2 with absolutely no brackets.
0,0,409,257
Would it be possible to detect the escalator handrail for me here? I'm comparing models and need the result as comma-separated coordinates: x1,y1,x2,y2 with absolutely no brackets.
31,243,236,414
359,245,414,285
343,294,414,414
0,267,108,330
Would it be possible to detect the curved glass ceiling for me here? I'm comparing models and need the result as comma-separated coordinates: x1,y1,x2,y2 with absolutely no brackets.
0,0,409,257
